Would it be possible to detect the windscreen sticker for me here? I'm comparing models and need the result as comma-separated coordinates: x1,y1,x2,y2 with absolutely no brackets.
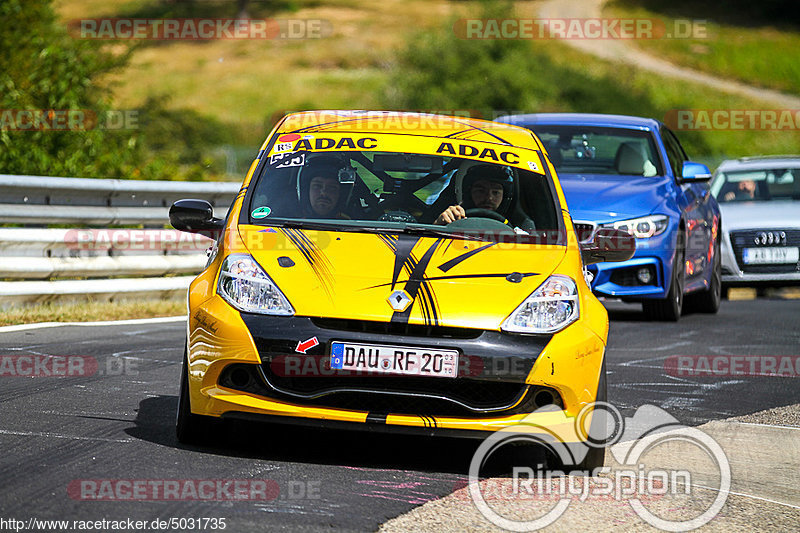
251,206,272,219
292,137,378,151
527,160,540,172
278,133,301,143
270,151,305,168
435,142,519,164
274,141,293,153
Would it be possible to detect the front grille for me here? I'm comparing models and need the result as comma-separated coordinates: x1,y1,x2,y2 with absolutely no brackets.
730,229,800,274
311,317,482,339
573,222,595,243
219,364,562,417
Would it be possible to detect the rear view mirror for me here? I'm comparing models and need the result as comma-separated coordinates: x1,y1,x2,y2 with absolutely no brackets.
580,228,636,265
169,199,224,234
373,154,443,173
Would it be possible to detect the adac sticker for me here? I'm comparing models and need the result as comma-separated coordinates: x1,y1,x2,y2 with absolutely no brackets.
251,206,272,219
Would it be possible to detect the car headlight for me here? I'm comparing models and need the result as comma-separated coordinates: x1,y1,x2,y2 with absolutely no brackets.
604,215,668,239
501,275,579,334
217,254,294,315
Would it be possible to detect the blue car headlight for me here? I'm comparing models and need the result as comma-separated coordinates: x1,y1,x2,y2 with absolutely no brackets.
604,215,668,239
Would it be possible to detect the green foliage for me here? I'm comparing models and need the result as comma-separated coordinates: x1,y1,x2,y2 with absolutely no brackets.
386,0,800,161
388,1,666,119
0,0,231,180
0,0,137,178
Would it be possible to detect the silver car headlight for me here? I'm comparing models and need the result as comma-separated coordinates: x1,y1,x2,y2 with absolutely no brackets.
501,275,579,334
217,254,294,315
604,215,668,239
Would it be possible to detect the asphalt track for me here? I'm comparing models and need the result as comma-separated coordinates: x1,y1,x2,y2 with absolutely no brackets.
0,297,798,532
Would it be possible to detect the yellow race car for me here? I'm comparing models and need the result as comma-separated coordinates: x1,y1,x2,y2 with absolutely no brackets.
169,111,633,468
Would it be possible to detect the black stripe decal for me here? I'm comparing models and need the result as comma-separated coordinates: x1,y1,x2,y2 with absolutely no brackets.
281,228,335,299
391,235,421,290
391,239,443,325
362,272,538,290
437,242,496,272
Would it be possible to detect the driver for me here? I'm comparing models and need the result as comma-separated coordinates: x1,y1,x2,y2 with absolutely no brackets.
435,164,513,225
299,156,351,218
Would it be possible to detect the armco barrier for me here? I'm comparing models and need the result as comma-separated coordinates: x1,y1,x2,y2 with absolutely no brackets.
0,174,240,307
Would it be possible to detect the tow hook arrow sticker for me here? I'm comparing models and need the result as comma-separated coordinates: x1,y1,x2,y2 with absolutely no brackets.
295,337,319,354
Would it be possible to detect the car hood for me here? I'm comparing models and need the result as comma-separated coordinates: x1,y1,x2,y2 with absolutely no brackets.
240,226,566,330
557,173,672,222
719,201,800,232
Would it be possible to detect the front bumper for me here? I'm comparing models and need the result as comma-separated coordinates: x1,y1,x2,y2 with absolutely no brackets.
186,295,607,440
721,228,800,285
588,256,667,299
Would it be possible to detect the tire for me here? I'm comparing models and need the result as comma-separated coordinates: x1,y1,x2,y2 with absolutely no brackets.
574,359,607,472
176,344,215,444
643,232,685,322
688,231,721,313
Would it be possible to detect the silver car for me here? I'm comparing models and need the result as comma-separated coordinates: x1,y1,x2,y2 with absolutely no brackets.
710,156,800,292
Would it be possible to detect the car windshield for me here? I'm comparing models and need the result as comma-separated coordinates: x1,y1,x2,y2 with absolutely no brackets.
528,126,663,177
711,168,800,203
246,150,560,241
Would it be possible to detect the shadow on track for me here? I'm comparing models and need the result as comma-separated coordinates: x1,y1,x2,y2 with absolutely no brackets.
125,395,485,475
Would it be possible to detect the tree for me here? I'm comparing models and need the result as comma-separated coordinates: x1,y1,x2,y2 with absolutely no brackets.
0,0,142,178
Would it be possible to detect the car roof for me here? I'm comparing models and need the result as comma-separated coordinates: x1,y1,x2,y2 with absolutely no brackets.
497,112,661,132
276,110,540,148
716,155,800,172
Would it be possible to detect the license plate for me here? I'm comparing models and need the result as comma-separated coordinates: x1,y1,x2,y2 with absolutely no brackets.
743,247,799,265
330,342,459,378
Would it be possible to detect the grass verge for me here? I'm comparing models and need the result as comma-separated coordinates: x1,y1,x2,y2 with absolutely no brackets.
0,298,185,327
606,0,800,95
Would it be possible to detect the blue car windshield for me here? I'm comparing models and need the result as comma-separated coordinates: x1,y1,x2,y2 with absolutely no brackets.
528,126,664,177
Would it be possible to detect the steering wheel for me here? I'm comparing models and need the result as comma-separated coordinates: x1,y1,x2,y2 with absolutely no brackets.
464,208,506,223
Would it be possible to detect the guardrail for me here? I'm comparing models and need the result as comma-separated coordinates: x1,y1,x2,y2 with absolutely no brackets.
0,174,241,307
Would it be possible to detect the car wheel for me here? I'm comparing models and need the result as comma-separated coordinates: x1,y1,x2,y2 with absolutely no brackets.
176,343,215,444
574,359,607,472
643,233,685,321
688,232,721,313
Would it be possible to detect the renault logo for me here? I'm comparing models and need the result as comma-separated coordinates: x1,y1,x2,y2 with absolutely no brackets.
387,290,412,312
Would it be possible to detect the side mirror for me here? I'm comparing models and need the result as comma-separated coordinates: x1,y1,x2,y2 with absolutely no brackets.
169,199,224,234
580,228,636,265
680,161,712,182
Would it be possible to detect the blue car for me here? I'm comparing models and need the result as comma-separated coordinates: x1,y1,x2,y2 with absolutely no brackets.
497,113,722,321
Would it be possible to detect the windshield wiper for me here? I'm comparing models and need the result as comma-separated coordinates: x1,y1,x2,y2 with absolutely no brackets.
398,224,492,241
